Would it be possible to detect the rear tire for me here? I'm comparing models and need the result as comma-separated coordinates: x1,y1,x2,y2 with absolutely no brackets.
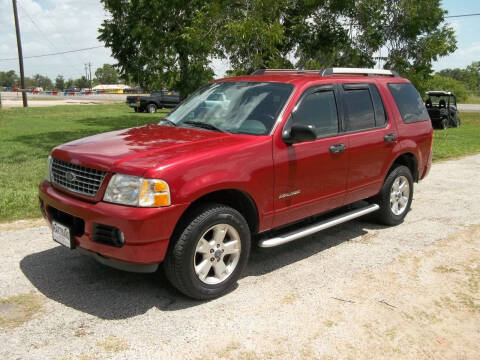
454,114,461,127
163,204,251,300
440,118,448,130
371,165,413,226
134,107,139,113
147,103,157,113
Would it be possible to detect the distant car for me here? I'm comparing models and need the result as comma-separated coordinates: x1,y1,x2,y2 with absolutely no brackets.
126,90,180,113
425,91,460,129
65,86,81,93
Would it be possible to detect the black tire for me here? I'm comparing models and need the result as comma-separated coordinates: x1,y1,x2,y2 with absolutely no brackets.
454,114,461,127
134,107,139,113
147,103,157,113
163,203,251,300
440,118,448,130
371,165,414,226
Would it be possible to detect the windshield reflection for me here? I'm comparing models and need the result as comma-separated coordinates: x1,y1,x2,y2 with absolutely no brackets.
161,82,293,135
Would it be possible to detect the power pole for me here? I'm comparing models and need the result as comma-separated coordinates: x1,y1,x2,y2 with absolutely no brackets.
88,62,92,89
12,0,27,107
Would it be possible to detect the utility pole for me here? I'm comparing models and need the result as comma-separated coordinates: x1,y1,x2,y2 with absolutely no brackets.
88,62,92,90
12,0,27,107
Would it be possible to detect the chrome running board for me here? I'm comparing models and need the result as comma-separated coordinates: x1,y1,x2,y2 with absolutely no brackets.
258,204,380,248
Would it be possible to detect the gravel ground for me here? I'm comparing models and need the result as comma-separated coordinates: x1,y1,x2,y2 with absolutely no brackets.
0,154,479,359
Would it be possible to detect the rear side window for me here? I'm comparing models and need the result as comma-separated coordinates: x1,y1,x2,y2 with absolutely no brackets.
293,90,339,137
370,84,387,126
343,89,375,131
388,83,429,123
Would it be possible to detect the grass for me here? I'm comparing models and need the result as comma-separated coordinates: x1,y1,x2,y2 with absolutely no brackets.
0,104,168,221
464,94,480,104
432,112,480,161
0,105,479,221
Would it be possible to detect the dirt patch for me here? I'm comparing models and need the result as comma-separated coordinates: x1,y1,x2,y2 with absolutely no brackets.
96,335,129,353
0,293,44,328
0,218,45,231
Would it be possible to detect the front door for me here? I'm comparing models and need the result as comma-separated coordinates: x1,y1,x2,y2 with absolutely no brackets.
272,85,349,228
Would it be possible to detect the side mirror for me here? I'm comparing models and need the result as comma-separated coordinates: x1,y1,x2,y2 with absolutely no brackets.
283,124,316,144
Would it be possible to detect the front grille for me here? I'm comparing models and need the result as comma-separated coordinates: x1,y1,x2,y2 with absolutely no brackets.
51,158,107,197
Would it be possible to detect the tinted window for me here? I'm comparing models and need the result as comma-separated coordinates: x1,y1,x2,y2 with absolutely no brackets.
370,84,387,126
388,83,429,123
343,89,375,131
293,90,338,137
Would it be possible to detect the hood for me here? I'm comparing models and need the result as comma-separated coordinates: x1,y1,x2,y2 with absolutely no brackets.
52,124,262,175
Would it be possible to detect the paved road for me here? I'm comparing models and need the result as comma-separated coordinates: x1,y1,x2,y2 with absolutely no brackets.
1,155,479,359
458,103,480,112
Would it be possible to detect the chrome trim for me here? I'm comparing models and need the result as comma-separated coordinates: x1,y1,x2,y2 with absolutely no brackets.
51,158,107,197
269,88,296,135
258,204,380,248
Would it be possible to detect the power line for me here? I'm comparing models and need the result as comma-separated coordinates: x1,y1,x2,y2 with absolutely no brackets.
445,13,480,18
0,46,105,61
16,1,83,76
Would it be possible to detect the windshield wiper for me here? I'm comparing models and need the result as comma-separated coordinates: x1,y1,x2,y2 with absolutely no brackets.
158,118,177,127
184,121,225,132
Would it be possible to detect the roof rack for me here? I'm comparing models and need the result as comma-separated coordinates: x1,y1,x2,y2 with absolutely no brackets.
251,67,399,77
320,67,399,77
250,69,321,75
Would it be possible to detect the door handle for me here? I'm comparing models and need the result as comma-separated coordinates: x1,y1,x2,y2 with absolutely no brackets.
384,133,397,143
329,143,346,154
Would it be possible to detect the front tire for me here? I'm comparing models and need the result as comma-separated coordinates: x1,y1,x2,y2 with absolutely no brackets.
371,165,413,226
164,204,251,300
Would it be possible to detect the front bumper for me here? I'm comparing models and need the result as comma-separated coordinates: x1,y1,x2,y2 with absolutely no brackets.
39,180,188,269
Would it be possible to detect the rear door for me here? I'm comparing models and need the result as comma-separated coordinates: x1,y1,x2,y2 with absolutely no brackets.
340,83,398,203
272,85,349,227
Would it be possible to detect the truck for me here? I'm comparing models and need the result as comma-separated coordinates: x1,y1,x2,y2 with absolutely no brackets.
39,68,433,300
126,90,180,113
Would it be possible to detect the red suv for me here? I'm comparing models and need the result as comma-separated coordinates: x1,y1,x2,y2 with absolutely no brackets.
39,68,433,299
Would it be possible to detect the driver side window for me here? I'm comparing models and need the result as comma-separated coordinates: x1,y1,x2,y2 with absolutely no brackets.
292,90,339,138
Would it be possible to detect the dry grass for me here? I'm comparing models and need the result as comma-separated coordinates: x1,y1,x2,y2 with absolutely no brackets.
0,293,43,328
96,335,129,353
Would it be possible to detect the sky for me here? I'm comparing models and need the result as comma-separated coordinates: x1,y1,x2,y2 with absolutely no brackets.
0,0,479,81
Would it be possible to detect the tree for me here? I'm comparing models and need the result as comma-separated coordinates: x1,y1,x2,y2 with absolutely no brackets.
55,75,65,91
94,64,119,84
99,0,218,98
74,76,90,89
381,0,456,94
31,74,53,89
0,70,19,87
220,0,456,93
64,79,74,89
426,74,468,102
438,61,480,94
99,0,456,97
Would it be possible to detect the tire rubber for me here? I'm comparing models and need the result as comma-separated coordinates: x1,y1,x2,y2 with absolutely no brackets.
147,104,157,113
163,203,251,300
371,165,414,226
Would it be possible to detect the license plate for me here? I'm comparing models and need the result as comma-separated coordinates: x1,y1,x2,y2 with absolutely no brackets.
52,221,73,249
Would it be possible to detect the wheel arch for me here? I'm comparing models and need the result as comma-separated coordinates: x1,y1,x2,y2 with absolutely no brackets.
388,152,419,182
170,188,260,243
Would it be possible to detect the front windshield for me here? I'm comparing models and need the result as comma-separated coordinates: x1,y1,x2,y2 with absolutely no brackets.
161,82,294,135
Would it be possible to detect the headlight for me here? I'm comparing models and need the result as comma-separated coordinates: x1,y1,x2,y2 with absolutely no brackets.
103,174,171,207
46,155,53,182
